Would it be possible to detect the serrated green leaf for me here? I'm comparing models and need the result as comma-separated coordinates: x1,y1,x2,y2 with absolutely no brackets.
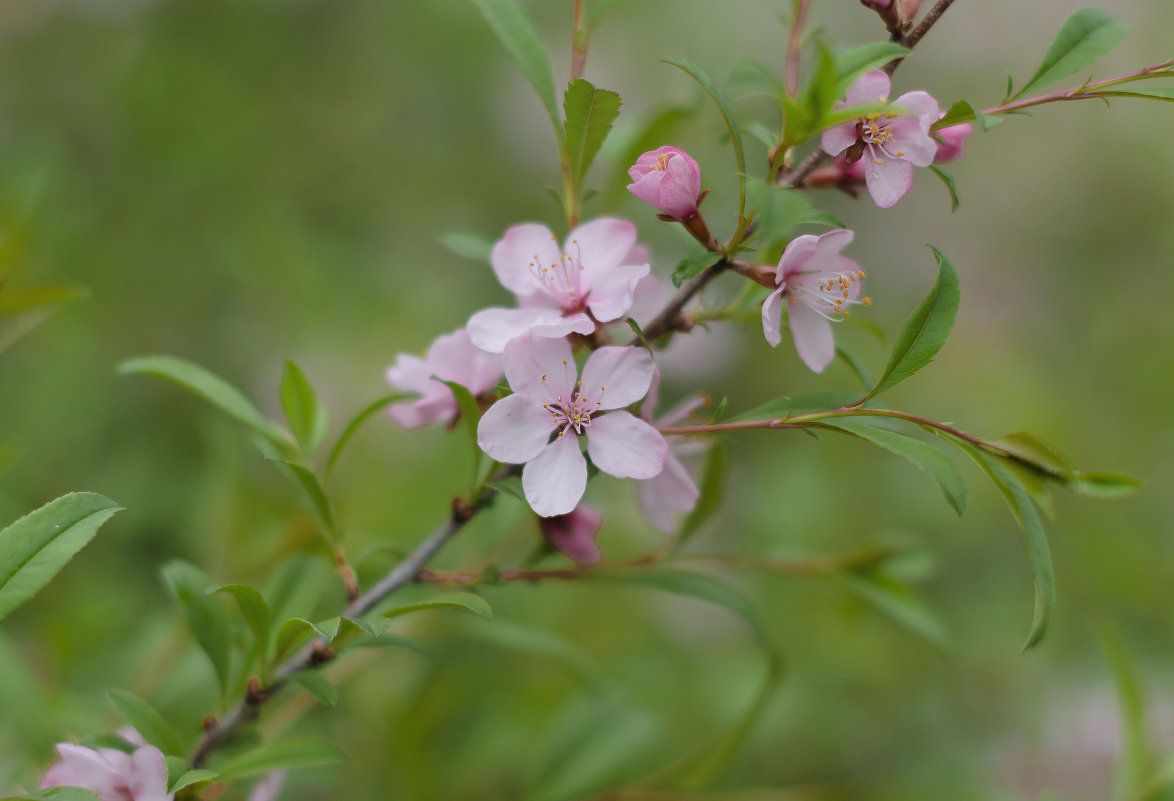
929,165,960,212
438,231,493,263
382,592,492,621
564,78,622,199
215,738,348,781
108,689,183,756
290,670,338,706
161,561,232,695
0,493,122,622
118,355,293,454
844,571,949,649
821,421,967,515
866,246,960,400
213,584,272,668
731,391,860,423
273,616,339,660
676,443,726,546
280,361,329,456
1017,8,1130,98
833,41,910,95
167,769,218,795
671,252,722,288
325,392,410,478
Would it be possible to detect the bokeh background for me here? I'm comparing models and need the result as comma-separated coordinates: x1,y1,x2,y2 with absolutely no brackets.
1,0,1173,798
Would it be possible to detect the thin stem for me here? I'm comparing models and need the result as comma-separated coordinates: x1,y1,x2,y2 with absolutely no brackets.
571,0,587,80
982,58,1174,115
784,0,812,97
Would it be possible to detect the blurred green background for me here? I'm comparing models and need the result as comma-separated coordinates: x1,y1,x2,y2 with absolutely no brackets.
1,0,1173,798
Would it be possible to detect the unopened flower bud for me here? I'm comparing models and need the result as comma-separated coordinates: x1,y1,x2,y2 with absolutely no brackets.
898,0,922,22
540,505,603,565
934,120,973,164
859,0,893,8
627,146,702,221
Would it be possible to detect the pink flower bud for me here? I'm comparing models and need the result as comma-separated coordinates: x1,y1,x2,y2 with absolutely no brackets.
860,0,893,9
934,121,973,164
540,505,603,565
626,146,702,221
898,0,922,20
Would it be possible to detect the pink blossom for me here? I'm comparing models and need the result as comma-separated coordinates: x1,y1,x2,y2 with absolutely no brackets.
41,741,172,801
477,334,667,517
637,369,701,533
934,118,973,164
540,505,603,565
626,146,703,221
821,70,940,208
467,219,650,353
385,328,503,429
761,229,870,373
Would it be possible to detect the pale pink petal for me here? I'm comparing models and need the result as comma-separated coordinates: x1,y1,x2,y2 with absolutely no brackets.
578,346,655,410
846,69,891,106
586,411,667,479
811,228,855,262
126,745,170,801
428,329,503,395
657,395,707,427
776,234,820,281
891,90,940,129
531,311,596,342
659,154,703,219
642,366,663,422
477,394,556,463
523,433,588,516
788,298,836,372
887,117,937,167
628,272,670,323
585,263,649,322
761,286,786,347
863,153,914,208
637,451,700,533
387,394,457,429
541,505,603,565
42,744,122,797
934,122,972,163
385,353,435,396
503,333,576,400
568,218,638,292
467,306,591,354
821,121,859,157
491,223,562,296
248,770,287,801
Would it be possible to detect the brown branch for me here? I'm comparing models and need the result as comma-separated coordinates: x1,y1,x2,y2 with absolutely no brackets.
784,0,812,97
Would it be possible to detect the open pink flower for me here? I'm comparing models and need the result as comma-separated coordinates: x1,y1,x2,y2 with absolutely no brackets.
626,146,702,221
934,118,973,164
386,328,503,429
540,504,603,565
477,334,667,517
761,229,870,373
821,70,940,208
467,219,649,353
637,369,701,533
41,741,172,801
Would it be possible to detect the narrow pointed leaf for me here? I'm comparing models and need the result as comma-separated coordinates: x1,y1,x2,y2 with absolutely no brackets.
215,738,348,781
212,584,272,666
1017,9,1130,98
929,165,960,212
290,670,338,706
676,443,726,546
266,459,335,534
603,570,768,645
470,0,561,139
325,392,410,478
844,572,949,649
833,42,909,96
382,592,492,621
671,251,722,289
280,361,329,455
108,689,183,756
161,561,232,693
167,769,219,795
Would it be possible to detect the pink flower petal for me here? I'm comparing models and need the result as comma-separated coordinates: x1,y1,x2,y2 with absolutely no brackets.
491,223,562,296
523,433,588,517
761,286,786,347
477,393,556,463
578,346,655,410
568,218,638,293
892,90,940,129
586,411,667,479
934,122,972,163
467,306,593,353
788,297,836,372
585,263,649,322
637,451,699,533
503,333,577,400
821,121,860,157
776,234,821,281
541,505,603,565
42,744,123,798
127,745,170,801
386,394,457,429
531,311,596,341
846,69,891,106
864,153,914,208
887,117,938,167
428,329,503,396
812,228,855,262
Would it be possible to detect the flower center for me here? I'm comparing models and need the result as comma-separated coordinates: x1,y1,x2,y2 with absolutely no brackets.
529,236,587,311
650,153,672,171
787,269,872,320
540,375,607,436
857,114,906,165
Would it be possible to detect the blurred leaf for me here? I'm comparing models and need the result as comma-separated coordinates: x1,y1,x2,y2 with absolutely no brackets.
264,554,334,628
564,78,622,198
833,41,909,95
280,361,330,456
119,355,293,454
266,459,335,535
929,165,960,212
948,439,1054,649
439,379,485,490
490,475,527,502
471,0,561,140
213,584,272,668
933,99,1002,131
1095,87,1174,102
438,231,493,263
167,769,219,795
604,570,768,645
866,246,959,401
821,421,967,515
0,492,122,622
835,345,873,390
743,121,778,149
108,689,183,756
786,41,836,145
12,790,102,801
1097,624,1150,799
215,738,347,781
728,59,785,101
676,443,726,547
844,571,949,649
584,0,622,35
731,391,860,423
381,592,493,621
161,561,232,695
745,179,844,249
1069,471,1142,498
0,286,86,354
991,432,1073,479
274,616,338,660
290,670,338,707
0,442,21,474
325,392,410,478
672,252,722,288
463,617,604,684
1016,8,1130,98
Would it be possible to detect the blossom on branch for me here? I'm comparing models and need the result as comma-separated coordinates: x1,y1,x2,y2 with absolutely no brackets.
540,504,604,565
467,219,649,353
637,368,701,533
41,739,172,801
934,117,973,164
821,70,940,208
477,334,667,517
761,229,870,373
626,146,703,221
385,328,503,429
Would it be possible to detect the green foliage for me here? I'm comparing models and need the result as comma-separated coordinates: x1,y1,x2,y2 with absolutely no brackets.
438,232,493,263
671,251,722,288
214,738,348,780
0,285,86,355
731,391,861,423
161,561,233,695
167,769,219,795
745,178,845,250
280,361,330,456
438,379,485,491
1015,8,1130,99
866,246,960,401
563,78,622,202
676,443,727,546
934,99,1003,131
0,492,122,622
844,570,949,650
727,60,785,101
833,41,910,96
290,670,339,706
108,688,183,756
213,584,273,669
266,459,336,535
929,165,960,212
1097,87,1174,102
5,790,102,801
381,592,493,622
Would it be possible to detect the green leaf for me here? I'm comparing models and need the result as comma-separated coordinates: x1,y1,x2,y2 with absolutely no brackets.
108,689,183,756
584,0,622,36
167,769,219,795
438,379,485,490
671,252,722,289
564,78,622,198
1068,471,1142,498
844,571,949,649
821,421,967,515
833,41,910,95
745,178,844,248
274,616,339,660
438,231,493,263
289,670,338,706
470,0,561,140
663,58,747,224
866,245,960,400
989,432,1073,479
266,459,335,535
325,392,410,478
1093,86,1174,102
215,738,348,781
731,391,861,423
932,99,1002,132
14,789,103,801
212,584,272,667
1097,624,1150,798
604,570,768,645
676,443,726,546
948,438,1055,649
161,561,232,694
280,361,329,456
791,41,838,144
1016,8,1130,98
490,475,527,502
835,345,873,390
0,493,122,622
727,59,785,101
382,592,492,621
119,355,293,454
929,165,960,212
625,317,651,351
